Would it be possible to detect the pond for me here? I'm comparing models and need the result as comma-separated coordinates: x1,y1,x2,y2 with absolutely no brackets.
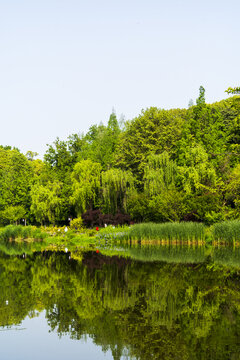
0,244,240,359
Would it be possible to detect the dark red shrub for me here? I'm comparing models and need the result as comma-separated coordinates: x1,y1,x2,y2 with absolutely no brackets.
82,209,131,228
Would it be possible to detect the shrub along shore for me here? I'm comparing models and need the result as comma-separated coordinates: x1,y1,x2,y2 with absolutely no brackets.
1,220,240,249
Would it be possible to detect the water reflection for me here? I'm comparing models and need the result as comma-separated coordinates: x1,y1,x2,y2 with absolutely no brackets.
0,247,240,359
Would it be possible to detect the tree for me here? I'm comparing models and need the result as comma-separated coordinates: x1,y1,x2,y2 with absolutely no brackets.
143,152,177,197
225,164,240,212
178,144,217,195
148,190,186,222
0,148,33,214
142,152,184,222
44,138,78,221
101,168,135,214
30,181,63,225
77,111,122,170
177,87,229,170
0,206,26,225
44,137,75,174
25,151,39,161
116,107,186,180
67,133,86,161
70,160,101,216
225,87,240,95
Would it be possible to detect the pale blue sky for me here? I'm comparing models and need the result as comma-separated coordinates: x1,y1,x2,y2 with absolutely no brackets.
0,0,239,157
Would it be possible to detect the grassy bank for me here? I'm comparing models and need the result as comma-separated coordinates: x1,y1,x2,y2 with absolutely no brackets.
1,220,240,250
0,224,101,254
97,221,240,245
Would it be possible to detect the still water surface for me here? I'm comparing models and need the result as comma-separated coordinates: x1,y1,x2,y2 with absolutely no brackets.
0,312,114,360
0,245,240,359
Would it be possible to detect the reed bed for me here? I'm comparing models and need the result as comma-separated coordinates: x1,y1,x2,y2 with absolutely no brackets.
96,225,130,242
212,220,240,244
0,225,47,242
124,222,205,243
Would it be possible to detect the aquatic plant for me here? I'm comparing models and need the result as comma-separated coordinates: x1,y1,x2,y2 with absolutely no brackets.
125,222,205,243
0,225,47,242
212,220,240,244
96,225,130,243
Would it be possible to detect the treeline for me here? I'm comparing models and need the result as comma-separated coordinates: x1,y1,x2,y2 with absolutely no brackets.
1,86,240,226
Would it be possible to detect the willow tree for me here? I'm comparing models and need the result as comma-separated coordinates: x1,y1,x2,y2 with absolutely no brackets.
30,181,63,225
143,152,177,197
143,152,184,222
101,168,135,214
71,160,101,216
178,144,217,195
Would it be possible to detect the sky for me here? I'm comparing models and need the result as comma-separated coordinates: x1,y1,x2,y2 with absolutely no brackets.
0,0,239,158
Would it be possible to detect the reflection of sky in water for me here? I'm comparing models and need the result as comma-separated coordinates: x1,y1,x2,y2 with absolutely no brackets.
0,248,240,359
0,311,114,360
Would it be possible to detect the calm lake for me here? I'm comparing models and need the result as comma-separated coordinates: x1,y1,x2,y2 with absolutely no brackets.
0,244,240,359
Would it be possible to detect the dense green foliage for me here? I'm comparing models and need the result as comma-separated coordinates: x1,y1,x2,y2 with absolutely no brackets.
1,89,240,226
1,249,240,359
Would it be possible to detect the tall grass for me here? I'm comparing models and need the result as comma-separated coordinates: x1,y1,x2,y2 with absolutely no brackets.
96,225,130,242
124,222,205,243
0,225,47,242
212,220,240,244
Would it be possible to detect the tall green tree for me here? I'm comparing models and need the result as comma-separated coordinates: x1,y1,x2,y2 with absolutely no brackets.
177,144,217,195
101,168,135,214
77,111,122,170
0,148,33,218
116,107,186,180
44,138,77,221
177,87,228,170
143,152,177,197
30,181,63,225
143,152,185,222
44,137,75,175
70,160,101,216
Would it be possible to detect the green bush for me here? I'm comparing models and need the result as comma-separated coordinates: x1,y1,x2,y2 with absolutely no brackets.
69,217,83,230
0,225,23,241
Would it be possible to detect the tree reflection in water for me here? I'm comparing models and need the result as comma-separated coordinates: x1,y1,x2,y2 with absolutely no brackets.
0,248,240,360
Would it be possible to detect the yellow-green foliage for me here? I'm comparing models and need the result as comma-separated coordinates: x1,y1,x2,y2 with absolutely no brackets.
69,217,83,230
101,168,135,213
70,160,101,216
144,152,177,197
